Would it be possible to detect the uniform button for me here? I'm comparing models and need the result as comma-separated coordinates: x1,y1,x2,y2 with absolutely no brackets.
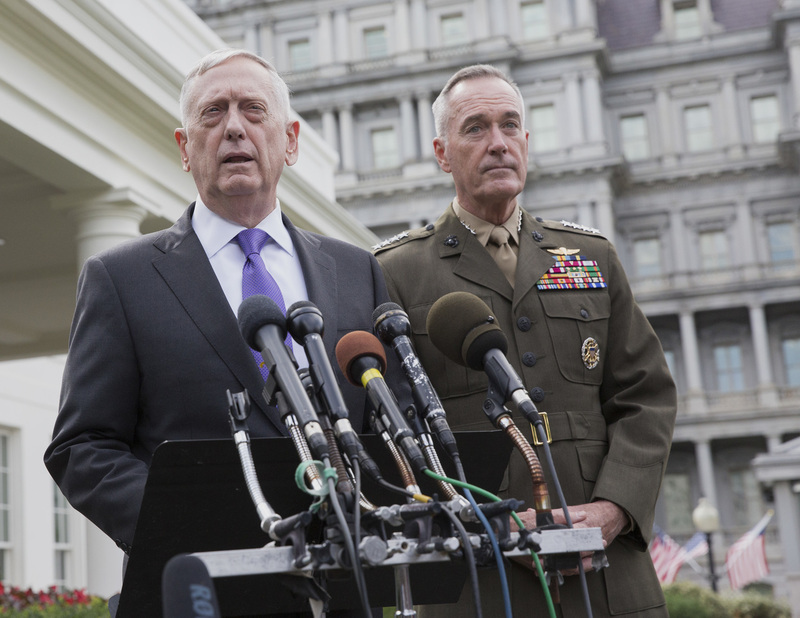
517,316,531,331
580,308,589,319
522,352,537,367
425,223,434,231
530,387,545,403
535,216,543,222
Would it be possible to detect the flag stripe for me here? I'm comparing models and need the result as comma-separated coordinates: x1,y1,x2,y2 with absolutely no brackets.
725,510,773,590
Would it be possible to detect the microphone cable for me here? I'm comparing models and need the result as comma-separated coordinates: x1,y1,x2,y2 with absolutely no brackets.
426,468,558,618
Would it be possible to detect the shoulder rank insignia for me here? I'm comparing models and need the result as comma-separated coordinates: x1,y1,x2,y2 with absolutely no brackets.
372,231,409,251
560,220,601,234
536,253,607,290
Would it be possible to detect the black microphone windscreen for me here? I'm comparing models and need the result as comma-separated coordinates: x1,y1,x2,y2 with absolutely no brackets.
237,295,286,350
335,331,387,385
286,300,324,339
372,301,402,324
427,292,507,370
162,554,222,618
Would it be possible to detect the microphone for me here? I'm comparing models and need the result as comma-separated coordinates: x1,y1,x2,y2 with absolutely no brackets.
373,302,459,460
287,301,384,483
335,331,428,475
162,554,222,618
425,292,542,427
238,295,329,461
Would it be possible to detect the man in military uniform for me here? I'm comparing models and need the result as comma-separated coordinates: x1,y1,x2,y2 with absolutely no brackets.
375,65,677,617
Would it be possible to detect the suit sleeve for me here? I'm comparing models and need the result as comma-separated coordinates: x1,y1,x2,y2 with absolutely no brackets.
44,255,148,552
591,243,677,547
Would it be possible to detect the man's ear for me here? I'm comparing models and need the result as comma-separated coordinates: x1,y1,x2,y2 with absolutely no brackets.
433,137,450,173
285,120,300,166
175,128,190,172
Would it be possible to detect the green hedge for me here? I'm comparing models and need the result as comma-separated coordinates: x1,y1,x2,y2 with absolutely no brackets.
663,581,791,618
0,585,106,617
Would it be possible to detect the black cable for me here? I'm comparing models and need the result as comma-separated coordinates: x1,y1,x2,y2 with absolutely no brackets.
452,456,484,618
534,422,594,618
438,497,483,618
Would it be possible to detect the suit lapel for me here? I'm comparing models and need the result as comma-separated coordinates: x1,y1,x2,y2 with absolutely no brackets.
151,206,286,434
285,216,339,356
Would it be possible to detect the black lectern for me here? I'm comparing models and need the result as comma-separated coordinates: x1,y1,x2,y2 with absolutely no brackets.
116,431,512,617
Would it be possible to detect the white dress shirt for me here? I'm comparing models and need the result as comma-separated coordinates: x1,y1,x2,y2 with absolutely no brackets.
191,197,310,368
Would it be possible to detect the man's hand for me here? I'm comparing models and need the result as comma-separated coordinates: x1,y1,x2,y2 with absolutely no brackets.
550,500,629,575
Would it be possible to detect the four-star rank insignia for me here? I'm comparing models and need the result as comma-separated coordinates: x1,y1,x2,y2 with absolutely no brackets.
536,247,608,290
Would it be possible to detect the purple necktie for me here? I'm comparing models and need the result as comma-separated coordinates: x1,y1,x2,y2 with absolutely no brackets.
236,228,292,379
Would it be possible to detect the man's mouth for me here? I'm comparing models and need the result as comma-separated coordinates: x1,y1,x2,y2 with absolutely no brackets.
224,155,253,164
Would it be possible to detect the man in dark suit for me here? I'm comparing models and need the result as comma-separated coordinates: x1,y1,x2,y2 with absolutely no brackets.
44,49,394,585
375,65,677,617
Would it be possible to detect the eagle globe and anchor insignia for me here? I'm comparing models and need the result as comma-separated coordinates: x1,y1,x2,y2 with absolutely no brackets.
581,337,600,370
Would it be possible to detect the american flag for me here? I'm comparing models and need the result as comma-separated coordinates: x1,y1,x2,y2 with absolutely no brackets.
725,510,773,590
649,527,709,584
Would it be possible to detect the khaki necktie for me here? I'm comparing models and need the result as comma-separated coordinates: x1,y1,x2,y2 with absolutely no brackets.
488,226,517,287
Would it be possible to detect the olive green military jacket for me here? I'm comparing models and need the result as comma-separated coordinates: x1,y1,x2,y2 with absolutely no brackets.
375,205,677,617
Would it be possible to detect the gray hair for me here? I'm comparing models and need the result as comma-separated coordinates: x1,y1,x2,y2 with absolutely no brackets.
432,64,525,140
179,49,291,127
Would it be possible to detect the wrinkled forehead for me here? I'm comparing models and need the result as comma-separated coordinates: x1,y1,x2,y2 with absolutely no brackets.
188,58,275,109
448,77,523,125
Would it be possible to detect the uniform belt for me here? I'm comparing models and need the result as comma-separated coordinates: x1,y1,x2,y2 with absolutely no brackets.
532,410,608,444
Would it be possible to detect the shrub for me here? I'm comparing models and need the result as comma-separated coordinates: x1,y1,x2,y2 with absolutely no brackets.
727,593,791,618
0,584,106,617
663,581,729,618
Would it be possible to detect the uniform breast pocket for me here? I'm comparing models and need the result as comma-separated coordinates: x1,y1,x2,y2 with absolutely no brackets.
407,296,494,400
539,292,610,385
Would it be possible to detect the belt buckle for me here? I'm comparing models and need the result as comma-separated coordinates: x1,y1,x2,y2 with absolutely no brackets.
531,412,551,445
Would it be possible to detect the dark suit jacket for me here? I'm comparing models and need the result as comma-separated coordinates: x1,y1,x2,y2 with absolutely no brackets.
45,204,394,553
376,206,677,617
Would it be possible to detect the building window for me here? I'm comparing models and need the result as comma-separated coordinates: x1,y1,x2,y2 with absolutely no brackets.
521,1,548,40
714,343,745,392
729,468,764,527
0,435,9,582
363,27,389,59
783,337,800,386
440,13,468,46
699,229,728,270
662,472,694,533
684,104,714,152
620,114,650,161
54,484,71,589
371,127,400,169
767,222,796,263
530,104,559,153
288,38,313,71
750,95,780,144
674,1,702,40
633,237,662,278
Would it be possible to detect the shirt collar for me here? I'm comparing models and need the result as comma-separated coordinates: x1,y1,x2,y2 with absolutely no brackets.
192,197,294,258
452,197,521,247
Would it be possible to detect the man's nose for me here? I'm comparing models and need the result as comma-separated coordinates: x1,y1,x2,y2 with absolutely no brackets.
487,125,508,154
224,110,246,140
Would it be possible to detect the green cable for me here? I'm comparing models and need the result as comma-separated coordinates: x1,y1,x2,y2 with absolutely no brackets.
424,469,558,618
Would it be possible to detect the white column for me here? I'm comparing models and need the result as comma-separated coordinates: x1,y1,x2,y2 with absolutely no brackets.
243,24,259,53
321,109,339,160
400,96,417,162
555,0,573,31
258,20,274,62
789,45,800,128
474,0,491,38
575,0,596,30
67,196,148,270
669,209,687,274
694,439,719,523
416,92,435,155
564,72,585,149
333,9,349,63
410,0,427,49
721,76,742,154
395,0,411,53
749,303,779,406
594,200,616,246
338,105,356,171
680,310,707,413
656,86,676,165
318,10,334,66
582,69,605,146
